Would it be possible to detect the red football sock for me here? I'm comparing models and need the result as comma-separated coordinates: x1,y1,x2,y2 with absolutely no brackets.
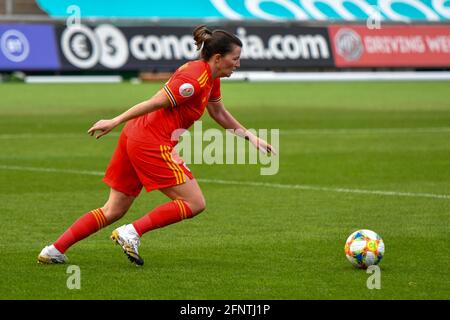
53,208,108,253
132,200,193,237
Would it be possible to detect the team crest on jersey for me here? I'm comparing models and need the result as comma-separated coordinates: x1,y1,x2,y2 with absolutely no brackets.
179,83,194,97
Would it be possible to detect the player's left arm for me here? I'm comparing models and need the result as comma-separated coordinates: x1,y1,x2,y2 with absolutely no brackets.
207,100,276,154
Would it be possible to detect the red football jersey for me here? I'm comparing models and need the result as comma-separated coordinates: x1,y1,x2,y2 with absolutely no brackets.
124,60,221,146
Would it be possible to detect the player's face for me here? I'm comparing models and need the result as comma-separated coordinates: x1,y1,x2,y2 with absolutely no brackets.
218,45,241,77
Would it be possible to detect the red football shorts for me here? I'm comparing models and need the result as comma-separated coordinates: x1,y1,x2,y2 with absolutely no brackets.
103,131,193,197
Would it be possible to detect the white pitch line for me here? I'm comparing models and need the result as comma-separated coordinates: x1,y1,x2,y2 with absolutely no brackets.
197,178,450,200
0,164,449,200
0,133,82,140
0,132,120,140
281,127,450,135
0,165,103,176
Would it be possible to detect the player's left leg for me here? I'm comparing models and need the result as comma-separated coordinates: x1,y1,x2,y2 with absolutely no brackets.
129,176,205,238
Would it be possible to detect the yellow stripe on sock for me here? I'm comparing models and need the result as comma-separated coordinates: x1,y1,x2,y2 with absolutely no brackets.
91,210,102,229
178,200,188,219
95,209,107,227
94,209,105,228
179,200,186,219
175,200,185,219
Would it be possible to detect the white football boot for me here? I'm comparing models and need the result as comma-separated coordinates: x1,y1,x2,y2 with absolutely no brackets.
111,224,144,266
37,245,68,264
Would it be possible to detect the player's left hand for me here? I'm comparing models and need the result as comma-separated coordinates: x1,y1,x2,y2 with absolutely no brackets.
87,119,118,139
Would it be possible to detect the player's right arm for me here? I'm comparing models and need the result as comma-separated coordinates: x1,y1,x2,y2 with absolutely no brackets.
88,89,171,139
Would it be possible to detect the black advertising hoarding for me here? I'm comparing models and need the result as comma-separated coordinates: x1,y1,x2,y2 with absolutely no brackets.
55,24,334,71
236,25,333,68
56,25,194,71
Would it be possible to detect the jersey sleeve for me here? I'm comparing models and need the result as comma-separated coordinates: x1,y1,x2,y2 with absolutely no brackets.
163,73,201,108
209,78,222,103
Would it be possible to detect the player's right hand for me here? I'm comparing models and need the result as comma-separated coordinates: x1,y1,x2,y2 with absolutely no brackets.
87,119,118,139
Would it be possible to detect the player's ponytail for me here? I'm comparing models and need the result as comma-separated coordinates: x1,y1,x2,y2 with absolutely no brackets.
193,25,242,61
193,25,213,51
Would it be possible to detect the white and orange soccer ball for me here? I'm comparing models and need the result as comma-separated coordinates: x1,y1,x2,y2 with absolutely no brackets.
344,229,385,269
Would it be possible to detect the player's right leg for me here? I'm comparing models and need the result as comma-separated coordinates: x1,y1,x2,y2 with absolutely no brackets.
38,131,141,264
38,188,136,264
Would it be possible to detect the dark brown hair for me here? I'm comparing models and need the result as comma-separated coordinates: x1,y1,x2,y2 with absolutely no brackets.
193,25,242,60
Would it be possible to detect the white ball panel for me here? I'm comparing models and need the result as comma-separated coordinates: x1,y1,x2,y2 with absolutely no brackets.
378,241,385,255
350,240,366,253
365,251,376,266
362,229,378,240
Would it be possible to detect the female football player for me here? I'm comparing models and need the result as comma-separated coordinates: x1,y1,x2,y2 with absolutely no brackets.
38,25,274,265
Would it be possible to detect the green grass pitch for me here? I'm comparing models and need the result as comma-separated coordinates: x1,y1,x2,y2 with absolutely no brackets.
0,81,449,299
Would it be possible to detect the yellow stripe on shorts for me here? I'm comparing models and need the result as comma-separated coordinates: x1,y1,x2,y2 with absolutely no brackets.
160,145,183,184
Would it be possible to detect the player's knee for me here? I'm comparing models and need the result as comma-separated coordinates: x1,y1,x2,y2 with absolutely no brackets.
101,204,128,223
186,196,206,216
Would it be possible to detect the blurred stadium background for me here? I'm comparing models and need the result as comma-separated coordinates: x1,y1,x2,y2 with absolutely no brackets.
0,0,449,301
